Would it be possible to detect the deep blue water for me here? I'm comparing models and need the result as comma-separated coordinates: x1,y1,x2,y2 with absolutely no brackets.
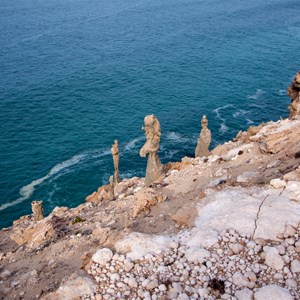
0,0,299,228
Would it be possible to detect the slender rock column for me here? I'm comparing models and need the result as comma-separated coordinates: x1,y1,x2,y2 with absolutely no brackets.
111,139,120,186
140,114,164,187
31,200,44,222
195,115,211,157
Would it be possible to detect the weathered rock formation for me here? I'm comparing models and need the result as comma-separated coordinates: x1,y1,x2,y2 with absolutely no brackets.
131,188,167,218
111,139,120,185
288,70,300,119
85,180,114,204
31,200,44,222
195,115,211,157
140,115,164,187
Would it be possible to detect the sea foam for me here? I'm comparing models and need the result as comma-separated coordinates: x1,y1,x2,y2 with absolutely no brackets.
0,149,110,212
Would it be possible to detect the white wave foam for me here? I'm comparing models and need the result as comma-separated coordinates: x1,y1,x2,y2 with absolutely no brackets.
163,149,179,160
247,89,264,100
124,136,144,152
220,123,228,133
0,149,110,212
246,118,254,125
165,132,189,143
278,89,286,96
233,109,247,118
213,104,234,118
213,104,233,134
0,196,28,212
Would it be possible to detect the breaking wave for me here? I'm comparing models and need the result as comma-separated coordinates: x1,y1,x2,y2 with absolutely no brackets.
247,89,264,100
213,104,234,134
165,132,190,143
124,136,144,152
0,149,110,212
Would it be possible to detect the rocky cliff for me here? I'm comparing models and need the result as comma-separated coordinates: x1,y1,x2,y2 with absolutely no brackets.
1,117,300,299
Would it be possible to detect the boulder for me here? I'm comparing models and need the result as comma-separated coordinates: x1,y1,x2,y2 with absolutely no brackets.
235,288,254,300
92,248,113,266
283,166,300,182
254,284,293,300
184,247,211,263
290,259,300,273
270,179,286,189
42,272,97,300
263,246,284,271
115,232,176,260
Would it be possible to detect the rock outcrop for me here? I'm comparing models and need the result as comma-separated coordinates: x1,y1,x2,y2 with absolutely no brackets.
111,139,120,185
288,70,300,119
31,200,44,222
140,114,164,187
195,115,211,157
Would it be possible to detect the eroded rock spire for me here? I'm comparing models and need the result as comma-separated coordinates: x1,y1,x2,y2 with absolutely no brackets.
195,115,211,157
287,71,300,119
31,200,44,222
111,139,120,185
140,114,164,186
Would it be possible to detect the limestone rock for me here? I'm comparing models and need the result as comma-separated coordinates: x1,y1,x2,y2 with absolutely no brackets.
254,284,293,300
111,177,140,198
250,119,300,154
283,166,300,182
10,219,56,248
42,272,97,300
290,259,300,273
223,144,253,161
140,114,164,187
270,179,286,189
235,288,254,300
31,200,44,222
232,272,250,288
111,139,120,185
234,124,264,143
124,260,134,272
85,182,114,204
237,171,258,183
92,248,113,266
184,247,211,263
287,70,300,119
171,206,197,227
132,188,167,217
91,227,110,244
195,115,211,157
264,246,284,271
114,232,176,260
282,181,300,202
50,206,69,217
229,243,244,254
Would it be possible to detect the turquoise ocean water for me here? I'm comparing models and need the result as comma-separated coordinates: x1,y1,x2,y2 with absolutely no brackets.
0,0,299,228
